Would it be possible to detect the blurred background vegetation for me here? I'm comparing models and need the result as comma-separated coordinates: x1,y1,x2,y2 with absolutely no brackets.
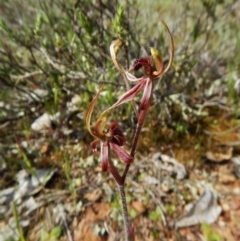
0,0,240,240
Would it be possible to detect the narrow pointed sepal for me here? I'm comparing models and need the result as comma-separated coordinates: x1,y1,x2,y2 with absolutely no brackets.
160,20,174,75
140,79,153,111
110,143,133,164
110,39,125,74
106,78,146,112
86,85,105,138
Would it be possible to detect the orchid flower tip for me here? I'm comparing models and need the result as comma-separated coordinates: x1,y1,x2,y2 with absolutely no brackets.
150,47,160,57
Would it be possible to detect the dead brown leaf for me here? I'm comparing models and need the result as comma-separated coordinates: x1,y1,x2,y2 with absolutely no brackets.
131,201,146,214
73,203,111,241
84,189,102,202
206,147,233,162
40,143,51,154
218,173,235,184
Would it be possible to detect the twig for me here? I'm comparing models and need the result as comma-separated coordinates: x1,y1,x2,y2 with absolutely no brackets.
10,70,43,80
60,211,73,241
216,141,240,146
204,123,240,136
40,47,86,79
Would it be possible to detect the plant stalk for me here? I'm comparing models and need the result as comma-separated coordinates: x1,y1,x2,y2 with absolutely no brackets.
122,79,154,182
118,184,131,241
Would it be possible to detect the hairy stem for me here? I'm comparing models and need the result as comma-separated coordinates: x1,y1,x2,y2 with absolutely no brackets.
118,184,131,241
108,162,122,184
122,122,142,182
108,144,131,240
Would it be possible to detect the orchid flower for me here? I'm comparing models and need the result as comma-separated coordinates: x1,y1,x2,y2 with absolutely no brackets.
86,85,133,172
102,20,174,128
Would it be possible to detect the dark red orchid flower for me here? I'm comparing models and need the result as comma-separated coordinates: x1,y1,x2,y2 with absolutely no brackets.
104,20,174,122
86,86,133,172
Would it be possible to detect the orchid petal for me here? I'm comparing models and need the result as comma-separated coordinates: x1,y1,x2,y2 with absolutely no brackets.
86,85,104,138
91,139,100,155
110,143,133,164
149,21,174,79
105,78,147,113
100,142,109,172
150,47,164,76
94,111,109,139
140,79,153,111
110,39,126,74
125,71,142,82
160,20,174,76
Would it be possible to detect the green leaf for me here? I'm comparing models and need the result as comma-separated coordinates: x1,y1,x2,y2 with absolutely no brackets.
149,210,159,221
112,5,125,37
129,208,138,218
201,223,223,241
50,226,62,239
192,20,200,43
79,12,93,35
165,204,176,216
149,206,162,221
